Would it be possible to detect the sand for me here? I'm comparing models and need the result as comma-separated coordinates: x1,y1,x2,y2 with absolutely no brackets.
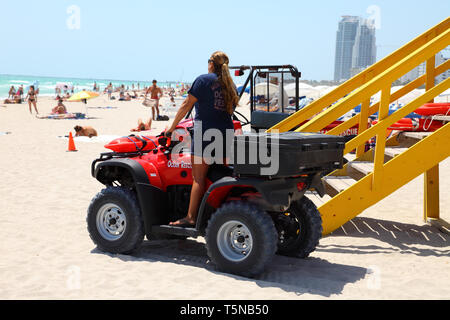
0,93,449,300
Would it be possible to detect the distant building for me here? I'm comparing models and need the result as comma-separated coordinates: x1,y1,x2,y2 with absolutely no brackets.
399,51,449,84
334,16,377,82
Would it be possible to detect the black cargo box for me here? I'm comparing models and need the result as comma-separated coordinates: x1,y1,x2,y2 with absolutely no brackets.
232,132,346,178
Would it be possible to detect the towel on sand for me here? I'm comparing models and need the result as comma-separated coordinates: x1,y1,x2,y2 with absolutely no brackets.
37,113,86,120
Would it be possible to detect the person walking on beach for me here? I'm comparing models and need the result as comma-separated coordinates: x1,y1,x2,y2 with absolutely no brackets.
145,80,163,121
26,85,39,115
166,51,239,227
18,85,24,100
8,86,16,99
107,83,113,100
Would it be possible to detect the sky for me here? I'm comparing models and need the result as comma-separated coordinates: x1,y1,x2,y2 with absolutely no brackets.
0,0,448,82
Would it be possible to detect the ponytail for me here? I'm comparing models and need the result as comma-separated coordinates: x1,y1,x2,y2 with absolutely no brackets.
210,51,240,115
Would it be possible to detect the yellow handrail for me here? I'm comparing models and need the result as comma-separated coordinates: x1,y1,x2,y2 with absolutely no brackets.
267,17,450,133
343,78,450,155
293,28,449,134
326,59,450,138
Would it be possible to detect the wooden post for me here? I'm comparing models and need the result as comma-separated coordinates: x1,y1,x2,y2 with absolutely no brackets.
372,85,391,191
424,55,440,221
356,98,371,158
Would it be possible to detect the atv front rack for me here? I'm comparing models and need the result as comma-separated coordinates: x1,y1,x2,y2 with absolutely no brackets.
91,151,152,177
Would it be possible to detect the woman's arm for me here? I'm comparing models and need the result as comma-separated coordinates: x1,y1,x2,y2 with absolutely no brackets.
167,94,198,133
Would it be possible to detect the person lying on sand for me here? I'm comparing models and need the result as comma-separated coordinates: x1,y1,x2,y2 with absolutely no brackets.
130,118,152,132
74,125,98,138
118,92,132,101
52,99,67,114
3,96,22,104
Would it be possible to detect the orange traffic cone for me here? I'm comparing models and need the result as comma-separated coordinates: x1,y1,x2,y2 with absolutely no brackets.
67,132,78,152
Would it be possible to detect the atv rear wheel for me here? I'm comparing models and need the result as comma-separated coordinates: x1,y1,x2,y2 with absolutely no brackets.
205,201,277,278
87,187,144,254
275,197,322,258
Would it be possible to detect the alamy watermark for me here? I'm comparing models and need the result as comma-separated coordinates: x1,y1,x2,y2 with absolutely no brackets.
169,122,281,176
66,5,81,30
366,5,381,30
366,265,381,290
66,265,81,290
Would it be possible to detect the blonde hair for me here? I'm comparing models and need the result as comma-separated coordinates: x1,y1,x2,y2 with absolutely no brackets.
210,51,239,115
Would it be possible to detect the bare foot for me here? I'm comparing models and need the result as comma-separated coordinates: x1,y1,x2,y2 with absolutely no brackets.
169,217,195,227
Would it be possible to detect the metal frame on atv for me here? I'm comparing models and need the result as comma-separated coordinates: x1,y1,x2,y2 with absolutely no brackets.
230,65,301,132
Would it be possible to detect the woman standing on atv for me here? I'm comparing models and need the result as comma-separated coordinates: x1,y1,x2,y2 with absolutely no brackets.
166,51,239,227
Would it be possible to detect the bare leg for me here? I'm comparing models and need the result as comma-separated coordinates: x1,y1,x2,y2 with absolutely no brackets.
146,118,152,129
33,101,39,114
170,156,209,226
28,100,32,114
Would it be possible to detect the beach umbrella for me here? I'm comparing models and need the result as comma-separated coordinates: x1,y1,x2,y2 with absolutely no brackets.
284,83,321,99
67,91,100,117
67,90,99,102
253,82,279,98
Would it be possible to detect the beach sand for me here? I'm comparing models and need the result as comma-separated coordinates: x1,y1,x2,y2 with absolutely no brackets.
0,94,449,300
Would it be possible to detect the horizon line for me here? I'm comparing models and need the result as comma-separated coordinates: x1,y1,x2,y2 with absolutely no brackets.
0,73,189,84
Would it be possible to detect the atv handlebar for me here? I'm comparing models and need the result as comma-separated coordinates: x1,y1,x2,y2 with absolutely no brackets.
157,132,172,149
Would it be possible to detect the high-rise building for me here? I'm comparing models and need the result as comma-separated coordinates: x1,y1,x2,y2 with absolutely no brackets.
334,16,377,82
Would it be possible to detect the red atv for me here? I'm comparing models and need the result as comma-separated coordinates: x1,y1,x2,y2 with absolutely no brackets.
87,64,348,277
87,123,346,278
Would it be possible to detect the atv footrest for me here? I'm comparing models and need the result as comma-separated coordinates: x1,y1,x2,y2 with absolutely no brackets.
151,225,199,238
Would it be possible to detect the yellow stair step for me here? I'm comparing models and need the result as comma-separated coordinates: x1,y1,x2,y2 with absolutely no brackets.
323,176,358,196
305,191,332,207
384,146,410,159
347,161,374,180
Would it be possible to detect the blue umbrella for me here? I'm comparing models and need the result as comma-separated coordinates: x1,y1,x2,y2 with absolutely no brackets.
237,85,250,95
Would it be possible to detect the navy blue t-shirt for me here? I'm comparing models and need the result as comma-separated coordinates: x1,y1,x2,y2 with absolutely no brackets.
188,73,234,133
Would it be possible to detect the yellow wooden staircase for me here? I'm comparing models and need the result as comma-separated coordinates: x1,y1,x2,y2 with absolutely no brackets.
268,17,450,236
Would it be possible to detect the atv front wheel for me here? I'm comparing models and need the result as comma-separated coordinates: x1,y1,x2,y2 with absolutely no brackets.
87,187,144,254
205,201,277,278
275,197,322,258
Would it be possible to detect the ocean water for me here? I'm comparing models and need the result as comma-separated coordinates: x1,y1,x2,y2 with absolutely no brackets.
0,74,180,99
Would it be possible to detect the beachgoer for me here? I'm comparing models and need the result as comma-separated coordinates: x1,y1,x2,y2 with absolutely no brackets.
167,51,239,227
74,125,98,138
8,86,15,99
145,80,163,121
118,92,131,101
130,118,152,132
18,85,24,99
52,98,67,114
26,85,39,115
107,83,113,100
3,96,21,104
